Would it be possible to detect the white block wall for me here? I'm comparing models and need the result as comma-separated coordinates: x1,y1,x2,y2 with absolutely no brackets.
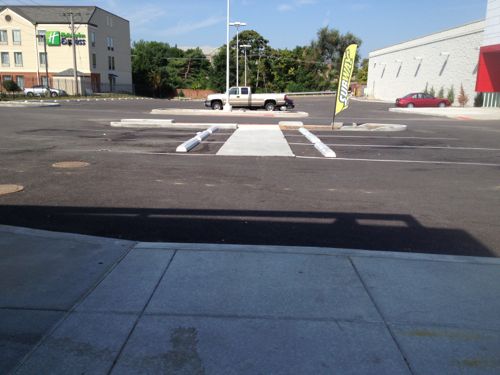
484,0,500,46
366,21,484,106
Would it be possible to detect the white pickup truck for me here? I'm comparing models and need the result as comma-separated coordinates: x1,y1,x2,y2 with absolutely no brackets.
205,86,294,111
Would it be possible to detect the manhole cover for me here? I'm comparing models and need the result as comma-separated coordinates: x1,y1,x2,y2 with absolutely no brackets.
52,161,90,169
0,184,24,196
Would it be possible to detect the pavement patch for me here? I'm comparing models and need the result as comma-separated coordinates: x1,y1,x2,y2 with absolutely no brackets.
0,184,24,196
52,161,90,169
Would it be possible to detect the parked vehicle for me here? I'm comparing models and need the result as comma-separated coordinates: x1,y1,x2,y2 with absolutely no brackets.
24,85,67,98
396,93,451,108
205,86,294,111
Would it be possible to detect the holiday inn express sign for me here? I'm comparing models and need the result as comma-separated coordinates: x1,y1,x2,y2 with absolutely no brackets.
46,31,86,46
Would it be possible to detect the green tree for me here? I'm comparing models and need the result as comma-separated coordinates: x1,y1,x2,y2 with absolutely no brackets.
3,80,20,98
132,40,174,97
437,87,444,98
447,85,455,104
357,58,369,84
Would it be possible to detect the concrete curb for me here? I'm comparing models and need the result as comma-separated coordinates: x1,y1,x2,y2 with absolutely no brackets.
110,119,237,130
0,101,60,108
176,126,219,152
351,97,394,104
151,108,309,118
299,127,336,158
338,123,408,132
389,107,500,120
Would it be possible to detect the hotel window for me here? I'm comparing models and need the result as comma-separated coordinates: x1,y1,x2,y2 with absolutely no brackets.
1,52,9,66
37,30,46,45
108,56,115,70
0,30,7,44
3,75,12,81
91,32,96,47
39,52,47,66
12,30,21,45
16,75,24,89
14,52,22,67
106,16,113,27
107,37,114,51
92,53,97,69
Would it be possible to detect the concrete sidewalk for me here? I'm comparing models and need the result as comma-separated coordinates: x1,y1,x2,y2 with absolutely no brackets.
1,225,500,374
217,125,294,157
390,106,500,120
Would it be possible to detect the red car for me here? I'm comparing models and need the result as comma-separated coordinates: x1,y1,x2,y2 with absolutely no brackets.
396,93,451,108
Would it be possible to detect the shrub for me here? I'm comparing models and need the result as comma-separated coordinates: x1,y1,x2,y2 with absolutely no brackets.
474,92,484,107
437,87,444,98
178,90,185,98
457,84,469,107
447,86,455,105
429,86,435,97
2,80,20,93
423,83,429,94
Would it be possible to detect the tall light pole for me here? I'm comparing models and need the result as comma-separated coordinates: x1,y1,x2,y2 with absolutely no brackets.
63,12,80,96
224,0,231,111
229,21,246,87
240,44,251,86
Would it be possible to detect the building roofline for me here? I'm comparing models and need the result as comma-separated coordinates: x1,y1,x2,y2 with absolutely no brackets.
0,5,129,24
369,19,485,56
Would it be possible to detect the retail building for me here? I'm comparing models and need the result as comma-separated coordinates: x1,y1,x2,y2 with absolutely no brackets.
366,0,500,107
0,5,132,94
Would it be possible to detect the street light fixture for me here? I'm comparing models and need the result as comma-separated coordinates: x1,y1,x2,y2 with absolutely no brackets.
229,21,246,87
240,44,251,86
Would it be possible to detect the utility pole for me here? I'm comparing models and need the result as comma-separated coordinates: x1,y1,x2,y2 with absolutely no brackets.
37,33,49,88
240,44,251,86
63,12,80,96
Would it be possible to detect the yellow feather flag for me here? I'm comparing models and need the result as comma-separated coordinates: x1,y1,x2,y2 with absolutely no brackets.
335,44,358,116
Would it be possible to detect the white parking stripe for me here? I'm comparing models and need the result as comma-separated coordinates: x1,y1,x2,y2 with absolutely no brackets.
296,156,500,167
288,143,500,151
285,135,458,140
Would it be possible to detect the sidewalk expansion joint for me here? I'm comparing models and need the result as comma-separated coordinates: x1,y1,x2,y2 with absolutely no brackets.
348,257,416,375
142,311,383,325
107,249,178,375
10,240,139,374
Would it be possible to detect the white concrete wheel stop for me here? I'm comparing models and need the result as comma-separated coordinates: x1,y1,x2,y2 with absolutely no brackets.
299,127,337,158
176,126,219,153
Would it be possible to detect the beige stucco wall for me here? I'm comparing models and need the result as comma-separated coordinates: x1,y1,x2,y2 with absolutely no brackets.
0,8,40,76
0,7,132,90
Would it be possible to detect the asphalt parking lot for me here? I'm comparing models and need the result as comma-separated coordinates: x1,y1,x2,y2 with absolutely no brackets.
1,97,499,256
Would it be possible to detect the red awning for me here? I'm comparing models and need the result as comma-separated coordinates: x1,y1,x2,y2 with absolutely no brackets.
476,44,500,93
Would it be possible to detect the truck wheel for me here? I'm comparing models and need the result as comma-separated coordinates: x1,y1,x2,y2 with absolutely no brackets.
265,101,276,111
26,92,34,97
211,101,223,110
50,92,58,97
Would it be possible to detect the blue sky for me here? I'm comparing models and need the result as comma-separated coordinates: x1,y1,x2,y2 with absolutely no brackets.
3,0,488,57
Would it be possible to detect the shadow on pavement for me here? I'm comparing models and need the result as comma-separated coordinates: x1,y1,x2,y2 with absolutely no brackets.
0,205,493,257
